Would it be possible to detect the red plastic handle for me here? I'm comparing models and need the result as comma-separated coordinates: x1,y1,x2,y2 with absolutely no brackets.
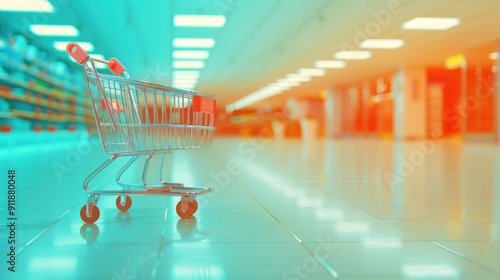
193,96,216,113
108,58,126,76
66,43,89,64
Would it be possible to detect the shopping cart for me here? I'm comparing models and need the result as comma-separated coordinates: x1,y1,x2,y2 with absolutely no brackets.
67,43,215,223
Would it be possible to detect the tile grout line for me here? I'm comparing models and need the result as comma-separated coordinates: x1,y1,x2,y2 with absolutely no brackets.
373,215,500,277
0,198,85,271
431,241,500,277
233,178,340,279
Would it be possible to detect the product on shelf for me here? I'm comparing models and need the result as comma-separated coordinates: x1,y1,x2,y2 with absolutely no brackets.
0,34,95,145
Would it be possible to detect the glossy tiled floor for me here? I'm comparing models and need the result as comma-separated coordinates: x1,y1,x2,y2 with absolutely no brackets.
1,136,500,279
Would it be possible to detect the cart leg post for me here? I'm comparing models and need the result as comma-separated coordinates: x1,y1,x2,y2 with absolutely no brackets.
157,153,184,188
83,153,122,192
116,156,139,188
142,150,156,189
157,154,167,184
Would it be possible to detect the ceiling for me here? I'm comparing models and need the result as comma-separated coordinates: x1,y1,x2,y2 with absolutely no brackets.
1,0,500,110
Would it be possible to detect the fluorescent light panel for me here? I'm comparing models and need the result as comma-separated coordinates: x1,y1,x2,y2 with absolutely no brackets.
173,50,210,59
286,74,311,82
173,79,198,84
227,84,289,111
360,39,404,49
298,68,325,76
227,68,320,111
172,60,205,69
30,25,78,36
314,60,346,68
273,80,300,87
173,38,215,48
401,17,460,30
174,15,226,27
54,41,94,51
173,70,201,78
266,85,292,91
0,0,54,12
334,50,372,60
173,82,196,86
174,84,196,88
174,86,196,91
229,94,273,111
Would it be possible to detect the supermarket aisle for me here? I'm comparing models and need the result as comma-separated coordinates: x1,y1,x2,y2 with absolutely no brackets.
1,137,500,279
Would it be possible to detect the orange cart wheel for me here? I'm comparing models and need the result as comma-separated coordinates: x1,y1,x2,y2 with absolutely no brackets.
191,200,198,212
176,200,197,219
80,204,100,224
116,196,132,211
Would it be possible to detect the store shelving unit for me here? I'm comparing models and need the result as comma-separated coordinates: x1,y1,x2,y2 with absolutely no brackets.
0,41,95,140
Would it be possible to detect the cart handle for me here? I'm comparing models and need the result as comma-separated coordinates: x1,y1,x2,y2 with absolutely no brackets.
66,43,88,64
66,42,126,76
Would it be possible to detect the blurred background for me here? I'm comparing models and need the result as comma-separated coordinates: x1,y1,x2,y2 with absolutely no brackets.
0,0,499,142
1,1,500,279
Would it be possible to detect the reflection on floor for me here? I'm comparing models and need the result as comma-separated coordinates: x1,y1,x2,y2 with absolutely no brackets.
0,136,500,279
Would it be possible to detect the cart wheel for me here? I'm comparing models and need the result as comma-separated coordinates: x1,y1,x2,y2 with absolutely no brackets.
191,200,198,212
80,204,100,224
116,196,132,211
176,200,198,219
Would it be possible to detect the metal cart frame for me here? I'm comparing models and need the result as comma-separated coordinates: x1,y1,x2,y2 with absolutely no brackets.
67,43,215,223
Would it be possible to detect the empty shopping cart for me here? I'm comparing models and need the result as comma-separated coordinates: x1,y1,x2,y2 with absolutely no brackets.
67,43,215,223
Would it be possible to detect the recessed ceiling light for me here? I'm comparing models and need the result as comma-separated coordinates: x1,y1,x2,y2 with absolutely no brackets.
489,52,499,60
227,89,282,111
360,39,404,49
0,0,54,12
173,78,198,84
265,85,291,91
275,80,300,87
174,84,197,89
173,50,210,59
298,68,326,76
286,74,311,82
314,60,347,68
173,71,201,78
174,85,196,91
173,82,197,86
54,41,94,51
172,60,205,69
260,88,283,95
30,25,79,36
174,15,226,27
334,50,372,60
173,38,215,48
401,17,460,30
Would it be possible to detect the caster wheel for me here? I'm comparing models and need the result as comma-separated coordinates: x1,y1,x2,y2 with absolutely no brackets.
116,196,132,211
176,200,198,219
80,204,100,224
191,200,198,211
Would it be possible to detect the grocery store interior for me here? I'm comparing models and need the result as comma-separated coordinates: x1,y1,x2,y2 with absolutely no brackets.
1,0,500,279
